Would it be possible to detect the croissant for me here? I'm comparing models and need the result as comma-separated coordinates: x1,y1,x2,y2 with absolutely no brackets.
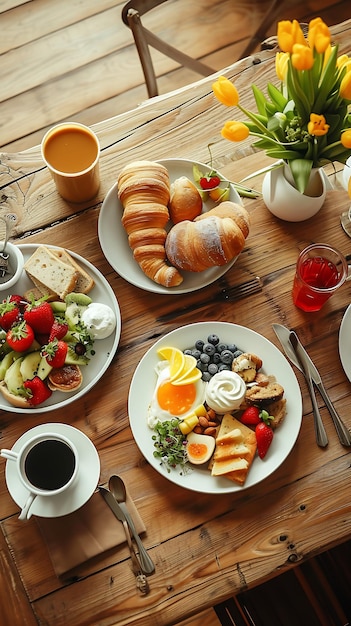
165,202,250,272
117,161,183,287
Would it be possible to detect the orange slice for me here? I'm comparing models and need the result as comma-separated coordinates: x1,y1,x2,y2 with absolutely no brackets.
156,346,185,380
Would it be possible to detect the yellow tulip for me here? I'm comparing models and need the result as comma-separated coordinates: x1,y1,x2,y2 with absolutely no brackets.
340,71,351,100
275,52,289,81
212,76,239,107
277,20,306,53
337,54,351,70
291,44,314,71
308,18,331,53
221,121,250,142
341,130,351,149
307,113,330,136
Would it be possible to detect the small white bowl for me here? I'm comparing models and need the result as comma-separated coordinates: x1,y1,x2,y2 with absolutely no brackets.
0,241,24,291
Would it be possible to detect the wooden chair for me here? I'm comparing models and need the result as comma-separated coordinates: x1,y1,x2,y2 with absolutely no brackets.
121,0,214,98
121,0,290,99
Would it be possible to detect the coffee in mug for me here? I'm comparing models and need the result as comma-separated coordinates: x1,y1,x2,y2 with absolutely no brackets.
1,432,79,520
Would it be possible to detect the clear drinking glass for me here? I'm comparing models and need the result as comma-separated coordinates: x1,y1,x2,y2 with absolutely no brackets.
340,158,351,236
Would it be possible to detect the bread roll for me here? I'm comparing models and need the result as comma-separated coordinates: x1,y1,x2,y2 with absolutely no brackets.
169,176,202,223
165,202,250,272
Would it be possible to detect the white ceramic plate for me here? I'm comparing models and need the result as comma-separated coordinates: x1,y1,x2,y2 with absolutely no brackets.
5,423,100,518
1,244,121,413
129,322,303,494
98,158,243,294
339,304,351,381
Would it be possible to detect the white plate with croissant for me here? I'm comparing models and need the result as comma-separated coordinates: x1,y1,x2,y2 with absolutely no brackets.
98,159,247,294
128,322,303,494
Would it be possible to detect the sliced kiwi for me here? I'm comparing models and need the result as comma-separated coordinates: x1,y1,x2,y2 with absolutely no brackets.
65,345,89,366
50,301,67,314
65,293,92,306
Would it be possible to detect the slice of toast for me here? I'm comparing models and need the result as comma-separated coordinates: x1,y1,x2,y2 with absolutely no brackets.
211,413,257,485
24,245,79,300
51,248,95,294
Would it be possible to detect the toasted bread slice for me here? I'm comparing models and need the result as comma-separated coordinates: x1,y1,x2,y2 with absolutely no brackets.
245,381,284,406
24,245,79,300
266,398,287,429
51,248,95,294
211,413,257,485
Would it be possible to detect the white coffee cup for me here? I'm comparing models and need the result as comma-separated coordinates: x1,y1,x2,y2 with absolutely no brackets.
1,432,79,520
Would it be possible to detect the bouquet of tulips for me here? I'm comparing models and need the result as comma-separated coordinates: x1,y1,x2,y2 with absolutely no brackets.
212,18,351,194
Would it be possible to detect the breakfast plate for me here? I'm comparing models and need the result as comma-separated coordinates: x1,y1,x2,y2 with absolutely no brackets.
339,304,351,381
128,321,303,494
5,423,100,518
1,243,121,413
98,158,243,294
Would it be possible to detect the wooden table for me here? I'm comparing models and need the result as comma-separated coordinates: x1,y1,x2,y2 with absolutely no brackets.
1,18,351,626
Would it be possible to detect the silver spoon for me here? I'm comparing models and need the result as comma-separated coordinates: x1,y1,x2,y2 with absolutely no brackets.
121,518,150,595
0,216,11,277
108,475,155,575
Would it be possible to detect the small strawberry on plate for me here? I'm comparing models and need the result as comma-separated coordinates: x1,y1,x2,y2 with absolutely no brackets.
6,321,34,352
24,300,54,334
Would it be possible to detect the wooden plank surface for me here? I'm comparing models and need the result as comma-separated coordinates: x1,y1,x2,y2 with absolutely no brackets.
1,0,349,152
0,14,351,626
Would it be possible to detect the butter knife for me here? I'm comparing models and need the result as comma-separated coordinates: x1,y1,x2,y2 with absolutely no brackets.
289,331,328,447
272,324,351,446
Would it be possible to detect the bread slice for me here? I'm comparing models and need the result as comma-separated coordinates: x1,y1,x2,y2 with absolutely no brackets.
51,248,94,294
211,413,257,485
24,245,79,300
245,381,284,406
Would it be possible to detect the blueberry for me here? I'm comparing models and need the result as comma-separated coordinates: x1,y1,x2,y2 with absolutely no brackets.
220,350,234,365
183,349,192,355
227,344,237,353
216,342,228,353
202,371,211,382
195,339,204,351
207,334,219,345
218,363,230,371
233,349,243,358
203,343,216,356
212,353,221,364
192,349,201,359
200,353,210,364
208,363,218,376
196,359,205,371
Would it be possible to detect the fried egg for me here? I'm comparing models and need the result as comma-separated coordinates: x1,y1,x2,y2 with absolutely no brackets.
147,361,206,428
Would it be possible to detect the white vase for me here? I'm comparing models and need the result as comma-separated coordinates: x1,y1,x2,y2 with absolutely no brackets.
262,164,327,222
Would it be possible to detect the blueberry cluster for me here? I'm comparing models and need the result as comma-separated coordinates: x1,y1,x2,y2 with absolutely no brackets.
184,334,243,382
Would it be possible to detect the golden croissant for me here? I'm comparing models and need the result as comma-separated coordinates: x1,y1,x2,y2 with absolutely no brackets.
165,202,250,272
117,161,183,287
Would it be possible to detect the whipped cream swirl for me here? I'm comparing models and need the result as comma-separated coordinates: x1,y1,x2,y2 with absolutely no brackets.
205,370,246,414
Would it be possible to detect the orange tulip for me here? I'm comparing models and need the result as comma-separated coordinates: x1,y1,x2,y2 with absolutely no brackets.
307,113,329,136
277,20,306,53
212,76,239,107
221,121,250,142
341,130,351,149
291,44,314,71
308,18,331,53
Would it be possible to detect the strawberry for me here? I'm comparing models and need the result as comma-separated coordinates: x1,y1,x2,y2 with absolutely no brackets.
199,175,221,190
24,301,55,334
6,321,34,352
240,406,261,426
23,376,52,406
0,297,21,331
49,319,69,342
255,422,273,459
42,339,68,368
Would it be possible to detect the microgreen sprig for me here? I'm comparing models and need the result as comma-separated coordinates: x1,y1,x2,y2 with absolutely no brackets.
152,418,190,474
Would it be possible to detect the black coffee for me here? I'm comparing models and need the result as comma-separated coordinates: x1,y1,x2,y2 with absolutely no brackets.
24,440,76,491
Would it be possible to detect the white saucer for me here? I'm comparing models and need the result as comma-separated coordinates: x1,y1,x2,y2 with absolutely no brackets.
5,423,100,518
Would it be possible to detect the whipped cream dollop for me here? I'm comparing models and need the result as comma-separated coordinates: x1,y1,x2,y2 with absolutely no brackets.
81,302,116,339
205,370,246,414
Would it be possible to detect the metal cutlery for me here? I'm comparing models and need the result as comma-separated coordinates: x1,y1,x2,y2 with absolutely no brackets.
289,331,328,447
272,323,351,446
100,487,150,593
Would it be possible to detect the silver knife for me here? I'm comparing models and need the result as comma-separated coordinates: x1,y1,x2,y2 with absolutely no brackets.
272,323,351,446
99,487,155,574
289,331,328,447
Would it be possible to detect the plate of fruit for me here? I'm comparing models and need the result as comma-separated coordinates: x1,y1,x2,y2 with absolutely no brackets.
0,244,121,413
128,321,302,494
98,158,249,295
